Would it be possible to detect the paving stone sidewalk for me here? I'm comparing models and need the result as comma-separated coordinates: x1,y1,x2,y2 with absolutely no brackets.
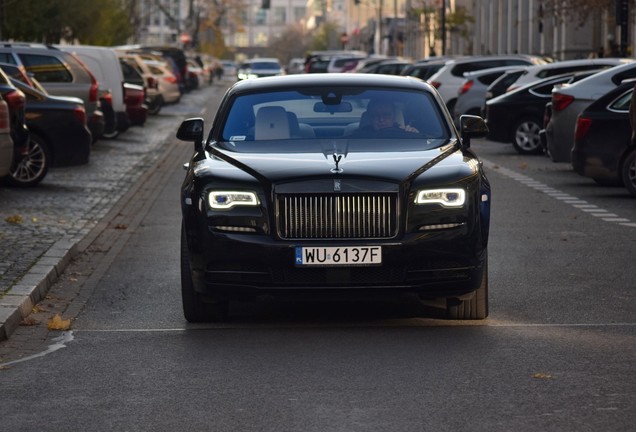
0,84,220,340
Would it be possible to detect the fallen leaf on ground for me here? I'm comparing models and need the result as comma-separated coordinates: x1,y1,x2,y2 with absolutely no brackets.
47,314,71,331
5,215,24,224
114,224,128,230
532,372,554,380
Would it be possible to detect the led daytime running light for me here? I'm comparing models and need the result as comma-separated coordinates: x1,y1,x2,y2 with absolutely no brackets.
415,189,466,207
208,191,258,209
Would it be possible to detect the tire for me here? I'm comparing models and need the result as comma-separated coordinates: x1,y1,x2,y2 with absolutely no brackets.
7,133,49,187
621,148,636,197
512,118,543,155
102,128,120,139
446,258,489,320
147,95,163,115
180,223,228,322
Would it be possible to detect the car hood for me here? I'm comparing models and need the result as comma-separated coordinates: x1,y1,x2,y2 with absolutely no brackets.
197,140,471,185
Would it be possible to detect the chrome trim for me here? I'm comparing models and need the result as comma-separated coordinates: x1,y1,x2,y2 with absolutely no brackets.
277,193,398,239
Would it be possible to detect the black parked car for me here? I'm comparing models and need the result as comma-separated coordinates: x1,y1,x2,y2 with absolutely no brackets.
571,80,636,196
177,73,491,322
485,71,599,155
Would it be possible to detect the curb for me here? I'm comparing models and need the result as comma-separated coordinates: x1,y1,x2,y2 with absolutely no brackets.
0,238,77,340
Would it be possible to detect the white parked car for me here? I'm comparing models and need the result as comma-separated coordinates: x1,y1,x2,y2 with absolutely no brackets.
453,65,527,124
143,60,181,104
506,58,632,92
426,55,548,111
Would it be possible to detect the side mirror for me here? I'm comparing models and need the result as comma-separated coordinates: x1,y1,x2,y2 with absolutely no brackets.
459,115,488,148
176,118,205,152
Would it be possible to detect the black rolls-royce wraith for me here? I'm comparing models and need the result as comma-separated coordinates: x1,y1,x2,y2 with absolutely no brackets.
177,73,491,321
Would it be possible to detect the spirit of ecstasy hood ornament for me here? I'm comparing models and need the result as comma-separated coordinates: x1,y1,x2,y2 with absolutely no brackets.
331,153,343,173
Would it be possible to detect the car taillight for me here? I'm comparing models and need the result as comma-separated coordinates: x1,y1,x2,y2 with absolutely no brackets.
574,115,592,140
3,89,26,111
429,81,441,89
0,99,10,133
147,76,158,89
458,80,474,95
552,92,574,112
101,90,113,105
164,75,177,84
73,105,86,125
89,80,98,103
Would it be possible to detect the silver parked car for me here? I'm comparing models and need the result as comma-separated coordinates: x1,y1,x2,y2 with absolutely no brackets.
545,61,636,162
453,65,527,125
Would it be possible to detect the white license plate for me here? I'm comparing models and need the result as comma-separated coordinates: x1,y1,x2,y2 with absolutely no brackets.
295,246,382,266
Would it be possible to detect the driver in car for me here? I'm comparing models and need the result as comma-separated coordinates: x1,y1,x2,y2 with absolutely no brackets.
365,99,420,133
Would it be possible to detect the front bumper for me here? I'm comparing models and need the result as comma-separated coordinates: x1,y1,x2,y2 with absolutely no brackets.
185,226,487,301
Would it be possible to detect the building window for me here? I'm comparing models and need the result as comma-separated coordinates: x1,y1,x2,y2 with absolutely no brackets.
255,9,267,26
272,7,286,25
293,7,306,22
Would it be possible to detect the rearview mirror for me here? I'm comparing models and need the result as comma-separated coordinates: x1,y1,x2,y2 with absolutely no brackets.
176,118,205,152
314,101,353,113
459,115,488,148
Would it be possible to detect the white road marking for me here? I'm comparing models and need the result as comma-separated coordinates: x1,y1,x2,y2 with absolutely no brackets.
482,159,633,227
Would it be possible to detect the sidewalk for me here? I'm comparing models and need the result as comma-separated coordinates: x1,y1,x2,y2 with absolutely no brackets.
0,84,221,340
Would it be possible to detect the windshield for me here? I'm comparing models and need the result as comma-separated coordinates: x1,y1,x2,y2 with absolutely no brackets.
249,62,281,70
219,87,451,150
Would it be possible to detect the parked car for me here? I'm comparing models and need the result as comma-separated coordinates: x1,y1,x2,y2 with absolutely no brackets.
237,58,285,80
123,82,147,126
571,80,636,196
143,60,181,104
485,70,602,155
140,45,188,93
220,60,238,78
426,54,548,111
504,58,632,92
119,54,162,115
285,58,304,74
185,58,201,90
546,61,636,163
303,50,367,73
176,73,491,322
58,45,130,138
400,60,446,81
483,68,528,104
0,42,104,142
453,65,527,124
10,76,91,178
0,94,13,178
358,59,411,75
0,62,91,186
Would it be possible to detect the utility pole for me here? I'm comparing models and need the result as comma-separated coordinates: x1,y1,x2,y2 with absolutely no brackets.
441,0,446,55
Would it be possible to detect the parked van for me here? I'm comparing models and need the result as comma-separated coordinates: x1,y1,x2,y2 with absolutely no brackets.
58,45,129,137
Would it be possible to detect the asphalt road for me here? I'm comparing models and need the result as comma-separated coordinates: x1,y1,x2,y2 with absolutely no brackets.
0,80,634,432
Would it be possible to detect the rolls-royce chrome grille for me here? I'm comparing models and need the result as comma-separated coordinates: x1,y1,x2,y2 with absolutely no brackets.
277,193,398,239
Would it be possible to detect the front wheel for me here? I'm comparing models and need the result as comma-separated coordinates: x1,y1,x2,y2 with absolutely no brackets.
181,223,228,322
512,118,543,155
621,148,636,197
7,133,49,187
446,259,489,320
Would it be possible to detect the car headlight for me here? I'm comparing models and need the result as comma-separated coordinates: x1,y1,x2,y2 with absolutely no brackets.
208,191,259,209
415,189,465,207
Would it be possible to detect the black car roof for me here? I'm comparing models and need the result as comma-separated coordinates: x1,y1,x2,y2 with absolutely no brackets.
228,73,433,94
